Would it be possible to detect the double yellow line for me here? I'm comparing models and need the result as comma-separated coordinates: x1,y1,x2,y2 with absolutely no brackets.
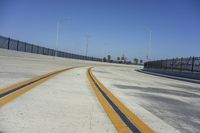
0,67,75,106
1,66,153,133
87,67,154,133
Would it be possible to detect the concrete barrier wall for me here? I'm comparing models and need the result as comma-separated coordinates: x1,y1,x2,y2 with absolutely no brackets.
144,57,200,72
0,35,102,62
0,48,102,65
143,68,200,80
0,48,138,68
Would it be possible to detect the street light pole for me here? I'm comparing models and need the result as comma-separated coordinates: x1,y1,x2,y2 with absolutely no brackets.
148,30,152,61
85,35,91,60
55,21,60,57
85,36,89,57
55,18,70,58
146,29,152,69
135,26,152,63
103,43,110,57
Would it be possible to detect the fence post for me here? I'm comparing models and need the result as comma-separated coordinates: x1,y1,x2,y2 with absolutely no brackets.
52,49,55,56
24,42,26,52
180,57,183,72
31,44,33,53
191,56,195,72
171,59,174,71
16,40,19,51
7,38,10,49
147,61,149,68
47,48,50,55
43,48,45,55
37,46,39,54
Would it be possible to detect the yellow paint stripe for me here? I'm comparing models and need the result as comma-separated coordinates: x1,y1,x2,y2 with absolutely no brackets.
89,67,154,133
87,68,131,133
0,67,76,106
0,71,55,95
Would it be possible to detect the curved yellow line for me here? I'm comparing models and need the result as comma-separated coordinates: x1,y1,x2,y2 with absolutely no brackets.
87,67,131,133
88,67,154,133
0,67,76,106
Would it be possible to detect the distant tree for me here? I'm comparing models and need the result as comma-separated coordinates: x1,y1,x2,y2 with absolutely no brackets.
133,58,139,64
117,57,120,61
121,56,124,61
121,54,126,63
107,55,111,62
124,57,128,64
140,60,143,64
103,57,107,62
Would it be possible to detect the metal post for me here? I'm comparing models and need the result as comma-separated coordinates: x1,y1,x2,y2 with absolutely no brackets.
47,48,50,55
55,18,70,58
16,40,19,51
191,56,195,72
171,59,174,71
31,44,33,53
43,47,45,55
180,57,183,72
37,46,39,54
24,42,26,52
86,38,88,57
148,30,152,61
85,35,91,61
55,21,59,57
85,35,90,58
53,49,55,56
146,56,149,69
7,38,10,49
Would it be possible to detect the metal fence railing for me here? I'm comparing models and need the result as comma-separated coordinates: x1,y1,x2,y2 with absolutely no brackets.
0,35,102,62
144,57,200,73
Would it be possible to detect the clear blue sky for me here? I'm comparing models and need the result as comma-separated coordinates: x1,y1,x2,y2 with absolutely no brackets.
0,0,200,61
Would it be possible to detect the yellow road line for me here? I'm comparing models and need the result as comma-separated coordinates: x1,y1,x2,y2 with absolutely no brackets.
0,71,55,95
87,68,131,133
87,67,154,133
0,67,76,106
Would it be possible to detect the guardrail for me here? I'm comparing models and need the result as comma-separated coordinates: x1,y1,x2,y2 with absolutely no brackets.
144,57,200,73
0,35,102,62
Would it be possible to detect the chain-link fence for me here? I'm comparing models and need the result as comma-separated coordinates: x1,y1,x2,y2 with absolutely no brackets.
0,35,102,62
144,57,200,73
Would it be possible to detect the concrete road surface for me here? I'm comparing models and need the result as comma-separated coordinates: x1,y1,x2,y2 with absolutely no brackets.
0,67,116,133
92,66,200,133
0,49,200,133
